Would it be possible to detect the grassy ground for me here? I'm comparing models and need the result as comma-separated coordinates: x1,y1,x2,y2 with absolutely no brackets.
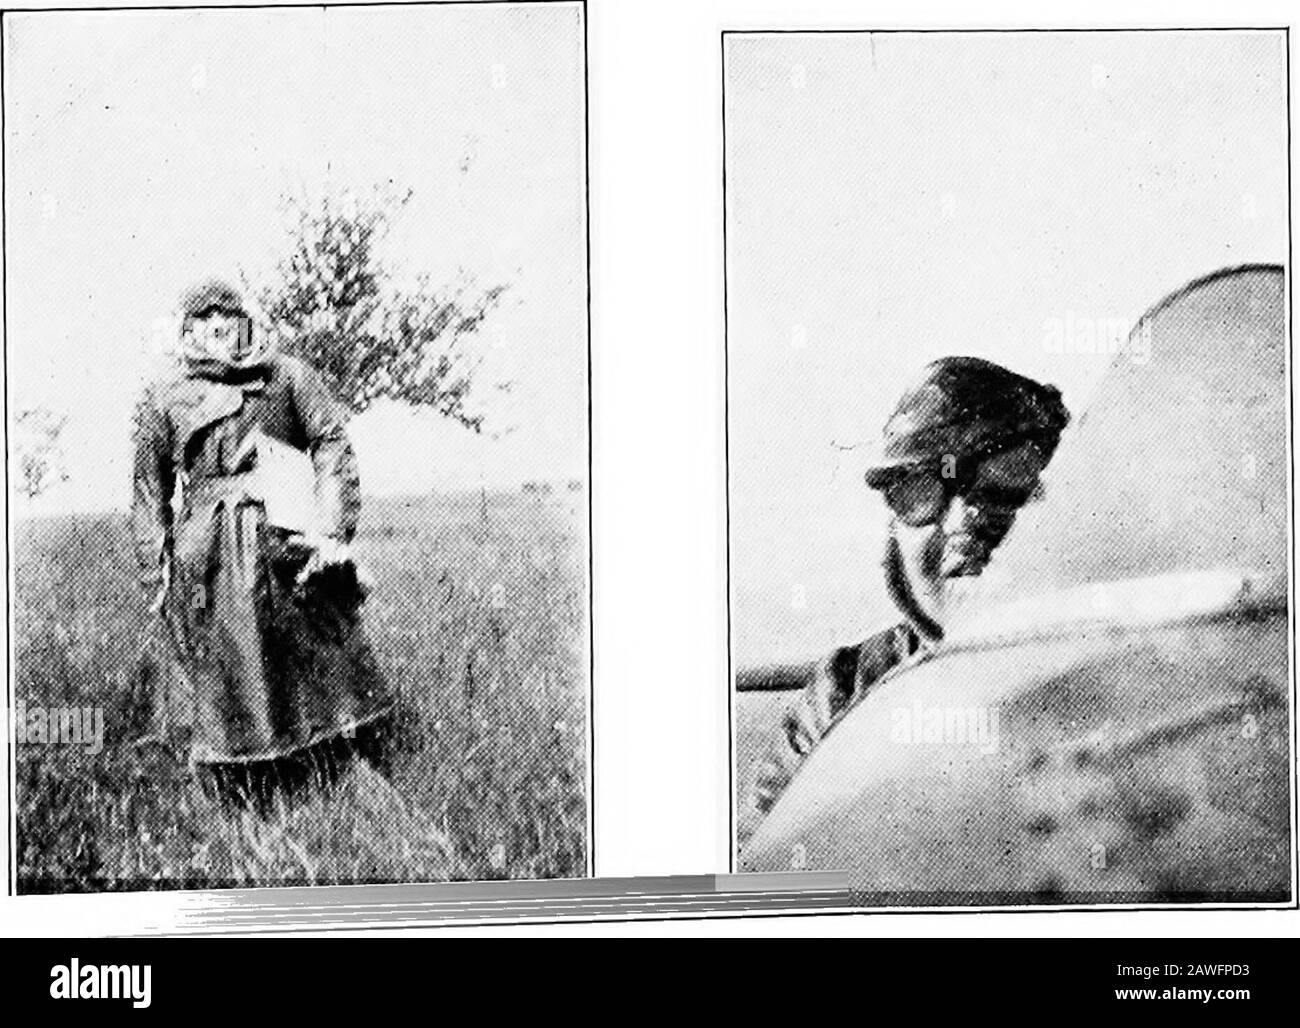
12,491,588,892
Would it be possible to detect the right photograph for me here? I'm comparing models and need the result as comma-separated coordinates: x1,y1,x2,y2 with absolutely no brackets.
725,28,1291,904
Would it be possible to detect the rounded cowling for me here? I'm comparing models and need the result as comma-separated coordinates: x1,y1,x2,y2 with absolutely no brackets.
740,266,1292,904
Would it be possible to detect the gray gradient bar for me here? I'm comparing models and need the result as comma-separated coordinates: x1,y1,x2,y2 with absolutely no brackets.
146,872,851,932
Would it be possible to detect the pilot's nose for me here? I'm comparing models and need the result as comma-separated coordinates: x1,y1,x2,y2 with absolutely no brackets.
943,495,1001,531
944,494,1014,536
942,495,977,532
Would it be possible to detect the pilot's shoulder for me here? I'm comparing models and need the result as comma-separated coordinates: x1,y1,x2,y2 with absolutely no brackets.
266,351,311,383
817,642,862,690
136,355,192,405
271,353,347,405
851,620,923,688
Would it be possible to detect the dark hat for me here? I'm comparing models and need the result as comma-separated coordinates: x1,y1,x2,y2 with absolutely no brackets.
179,278,248,321
863,356,1070,489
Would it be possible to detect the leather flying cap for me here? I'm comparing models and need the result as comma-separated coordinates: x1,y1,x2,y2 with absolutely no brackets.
863,356,1070,489
179,278,248,321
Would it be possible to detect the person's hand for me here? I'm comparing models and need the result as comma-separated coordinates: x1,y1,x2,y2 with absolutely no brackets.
288,534,374,601
293,534,352,590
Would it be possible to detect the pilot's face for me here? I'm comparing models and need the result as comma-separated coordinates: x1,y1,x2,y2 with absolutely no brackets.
183,309,254,364
884,440,1048,609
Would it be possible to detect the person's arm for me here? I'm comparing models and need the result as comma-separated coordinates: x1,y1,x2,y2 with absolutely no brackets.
748,643,861,816
746,623,927,823
289,360,362,543
130,385,176,601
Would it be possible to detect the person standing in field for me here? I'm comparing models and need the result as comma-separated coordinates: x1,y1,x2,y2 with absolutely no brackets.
747,357,1070,823
132,278,395,807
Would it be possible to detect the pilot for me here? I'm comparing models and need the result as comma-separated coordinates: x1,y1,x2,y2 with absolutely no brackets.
747,356,1071,821
132,278,395,808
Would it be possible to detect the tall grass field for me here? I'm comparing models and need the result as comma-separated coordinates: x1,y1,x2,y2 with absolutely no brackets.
11,491,589,892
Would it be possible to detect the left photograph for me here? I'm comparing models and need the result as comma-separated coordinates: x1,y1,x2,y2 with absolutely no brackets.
5,0,590,890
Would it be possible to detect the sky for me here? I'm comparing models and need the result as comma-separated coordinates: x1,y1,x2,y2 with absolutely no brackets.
4,2,587,514
724,30,1289,665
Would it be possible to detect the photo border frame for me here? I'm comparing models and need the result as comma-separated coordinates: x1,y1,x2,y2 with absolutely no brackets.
721,24,1300,915
0,0,604,923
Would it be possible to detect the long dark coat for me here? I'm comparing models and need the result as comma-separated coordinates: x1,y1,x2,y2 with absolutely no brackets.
131,352,392,764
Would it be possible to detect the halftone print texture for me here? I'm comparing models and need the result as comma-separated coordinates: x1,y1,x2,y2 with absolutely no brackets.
6,2,590,892
726,29,1291,906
